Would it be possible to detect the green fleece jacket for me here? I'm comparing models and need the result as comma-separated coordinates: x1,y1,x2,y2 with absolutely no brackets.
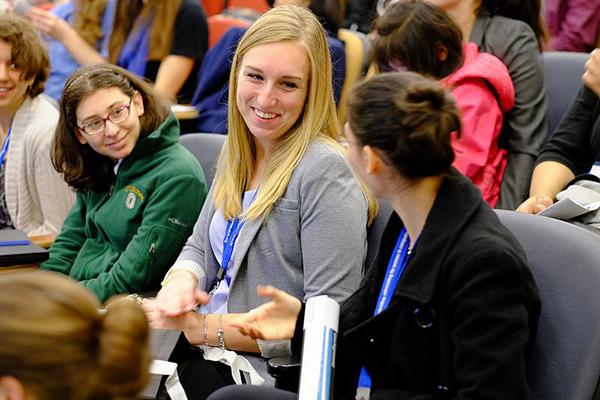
42,114,207,302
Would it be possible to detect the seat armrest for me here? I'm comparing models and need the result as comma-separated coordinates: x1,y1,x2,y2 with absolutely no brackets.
267,355,301,392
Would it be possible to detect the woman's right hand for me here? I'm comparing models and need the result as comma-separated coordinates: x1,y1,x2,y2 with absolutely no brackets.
155,270,209,317
26,7,71,41
516,195,554,214
230,285,302,341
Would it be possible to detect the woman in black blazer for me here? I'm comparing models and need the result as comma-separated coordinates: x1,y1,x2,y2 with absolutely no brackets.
209,72,540,400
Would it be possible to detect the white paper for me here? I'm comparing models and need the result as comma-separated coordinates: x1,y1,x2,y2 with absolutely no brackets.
149,359,178,376
538,197,600,220
298,296,340,400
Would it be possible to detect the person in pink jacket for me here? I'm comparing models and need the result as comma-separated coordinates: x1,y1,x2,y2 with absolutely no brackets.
444,42,515,206
373,0,515,206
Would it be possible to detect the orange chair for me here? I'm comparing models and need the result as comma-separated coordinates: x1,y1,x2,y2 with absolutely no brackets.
201,0,225,17
207,14,252,48
227,0,270,14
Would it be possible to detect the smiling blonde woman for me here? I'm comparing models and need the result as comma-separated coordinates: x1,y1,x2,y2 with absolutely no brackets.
143,5,376,395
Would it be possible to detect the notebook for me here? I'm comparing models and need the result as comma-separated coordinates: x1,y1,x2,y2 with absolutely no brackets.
0,229,49,267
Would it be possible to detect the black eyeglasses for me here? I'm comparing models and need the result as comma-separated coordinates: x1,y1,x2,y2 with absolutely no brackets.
77,98,133,136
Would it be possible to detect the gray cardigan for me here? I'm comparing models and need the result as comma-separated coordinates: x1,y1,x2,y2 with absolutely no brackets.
472,9,549,209
170,140,367,381
6,95,75,235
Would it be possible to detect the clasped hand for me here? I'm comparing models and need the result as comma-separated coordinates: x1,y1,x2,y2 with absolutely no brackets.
142,272,302,345
142,271,210,330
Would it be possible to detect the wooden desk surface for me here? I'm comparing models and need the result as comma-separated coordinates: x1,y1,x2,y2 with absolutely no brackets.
29,233,56,249
171,104,199,120
0,264,39,274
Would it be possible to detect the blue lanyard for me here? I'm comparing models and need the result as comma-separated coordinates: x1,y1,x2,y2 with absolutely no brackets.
216,189,259,288
357,228,412,399
0,125,12,167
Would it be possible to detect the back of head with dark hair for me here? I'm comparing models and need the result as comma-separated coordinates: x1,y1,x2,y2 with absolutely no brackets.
0,271,150,400
52,64,170,193
0,13,49,97
309,0,345,33
347,71,461,179
371,0,463,79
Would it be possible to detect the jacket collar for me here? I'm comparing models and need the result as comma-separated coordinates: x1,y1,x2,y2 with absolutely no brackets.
118,112,179,174
364,169,486,305
469,7,491,46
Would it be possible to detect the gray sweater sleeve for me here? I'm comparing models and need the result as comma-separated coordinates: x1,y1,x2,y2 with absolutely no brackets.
296,146,367,304
473,13,549,209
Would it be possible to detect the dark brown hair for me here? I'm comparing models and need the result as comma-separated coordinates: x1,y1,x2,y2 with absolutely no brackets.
371,0,463,79
52,64,170,192
73,0,109,47
0,271,150,400
108,0,182,63
309,0,345,33
481,0,547,46
0,13,49,97
348,71,461,179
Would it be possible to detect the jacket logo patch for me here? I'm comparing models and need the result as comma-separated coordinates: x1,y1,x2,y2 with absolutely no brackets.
124,185,145,202
125,192,136,209
168,217,188,228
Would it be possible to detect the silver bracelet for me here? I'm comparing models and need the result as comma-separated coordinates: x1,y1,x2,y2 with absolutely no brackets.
216,314,225,350
202,313,209,346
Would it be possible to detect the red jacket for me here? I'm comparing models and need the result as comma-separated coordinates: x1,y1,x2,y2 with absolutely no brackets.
444,43,515,207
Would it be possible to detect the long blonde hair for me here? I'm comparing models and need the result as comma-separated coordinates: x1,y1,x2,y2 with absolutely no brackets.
214,5,376,223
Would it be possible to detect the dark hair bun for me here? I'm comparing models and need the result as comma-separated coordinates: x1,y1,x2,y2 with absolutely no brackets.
348,71,462,179
405,83,445,110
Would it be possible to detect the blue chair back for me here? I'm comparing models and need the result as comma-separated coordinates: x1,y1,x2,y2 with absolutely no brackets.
180,133,226,189
543,51,589,137
495,210,600,400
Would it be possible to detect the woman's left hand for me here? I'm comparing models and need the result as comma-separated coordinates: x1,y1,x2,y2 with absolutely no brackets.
584,49,600,97
230,285,301,340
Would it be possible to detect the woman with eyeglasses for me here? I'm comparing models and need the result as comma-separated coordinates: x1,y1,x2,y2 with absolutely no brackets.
40,63,208,303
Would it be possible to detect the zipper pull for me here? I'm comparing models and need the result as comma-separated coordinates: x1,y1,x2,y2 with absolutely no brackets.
149,242,156,254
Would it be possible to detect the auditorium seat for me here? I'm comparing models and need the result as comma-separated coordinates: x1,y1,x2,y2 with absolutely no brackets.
207,14,252,48
180,133,227,189
542,51,589,137
496,209,600,400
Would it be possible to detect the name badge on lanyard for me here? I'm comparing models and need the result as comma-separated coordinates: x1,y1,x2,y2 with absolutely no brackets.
211,189,259,294
356,227,413,400
0,125,12,167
